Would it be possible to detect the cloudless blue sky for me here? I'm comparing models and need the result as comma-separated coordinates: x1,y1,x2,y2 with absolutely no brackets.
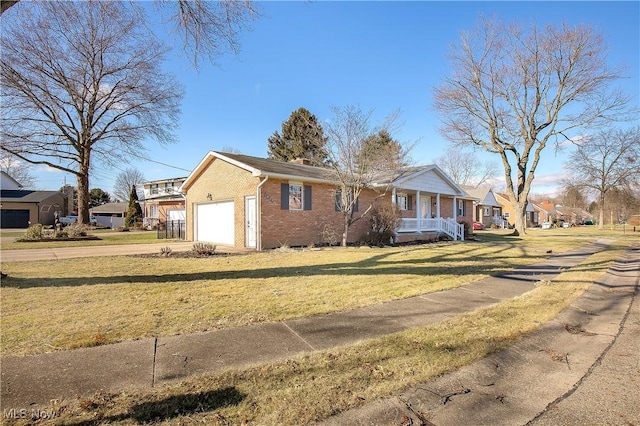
31,1,639,197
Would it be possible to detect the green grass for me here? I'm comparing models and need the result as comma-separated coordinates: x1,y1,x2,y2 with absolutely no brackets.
5,239,631,425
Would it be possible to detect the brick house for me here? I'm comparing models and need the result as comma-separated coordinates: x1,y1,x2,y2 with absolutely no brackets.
461,185,505,228
179,152,473,251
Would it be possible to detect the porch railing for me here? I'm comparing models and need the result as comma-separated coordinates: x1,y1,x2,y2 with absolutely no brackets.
397,217,465,241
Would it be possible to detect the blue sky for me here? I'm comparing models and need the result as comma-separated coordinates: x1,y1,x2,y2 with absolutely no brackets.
31,1,639,197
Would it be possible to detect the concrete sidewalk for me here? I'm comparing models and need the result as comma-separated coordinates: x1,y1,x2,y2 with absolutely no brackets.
321,243,639,426
1,240,637,424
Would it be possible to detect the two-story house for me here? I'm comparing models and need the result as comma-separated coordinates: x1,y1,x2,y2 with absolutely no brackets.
143,177,187,228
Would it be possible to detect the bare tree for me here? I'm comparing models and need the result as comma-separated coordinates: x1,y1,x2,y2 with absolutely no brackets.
325,105,412,247
0,151,36,188
565,127,640,229
435,146,498,187
1,0,259,69
1,1,182,224
154,0,259,68
434,17,631,234
114,168,146,203
556,183,587,209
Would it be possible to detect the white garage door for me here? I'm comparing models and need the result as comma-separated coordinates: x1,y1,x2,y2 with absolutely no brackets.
167,209,186,221
196,202,234,245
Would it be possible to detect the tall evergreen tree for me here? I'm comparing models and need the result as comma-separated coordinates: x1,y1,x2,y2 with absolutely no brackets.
125,185,143,228
267,107,329,166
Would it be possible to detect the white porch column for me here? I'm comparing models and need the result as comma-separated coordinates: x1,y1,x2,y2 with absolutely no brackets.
392,187,397,206
415,191,421,227
453,196,457,219
436,193,441,218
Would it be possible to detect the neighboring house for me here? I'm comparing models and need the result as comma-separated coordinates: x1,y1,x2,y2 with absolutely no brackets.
461,185,505,228
0,190,65,228
142,176,187,227
90,202,128,228
551,205,593,225
179,151,473,251
532,202,551,225
1,171,23,190
495,193,539,227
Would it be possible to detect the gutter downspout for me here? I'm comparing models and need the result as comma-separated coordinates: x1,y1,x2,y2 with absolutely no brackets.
256,176,269,251
180,192,187,240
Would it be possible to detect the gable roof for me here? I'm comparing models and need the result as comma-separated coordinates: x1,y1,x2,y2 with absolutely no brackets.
90,202,129,214
375,164,468,197
180,151,338,192
495,192,536,212
0,190,61,203
181,151,469,198
1,171,23,190
460,185,501,206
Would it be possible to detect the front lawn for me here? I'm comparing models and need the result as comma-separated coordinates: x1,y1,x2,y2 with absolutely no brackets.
1,236,633,425
0,229,161,250
2,228,635,357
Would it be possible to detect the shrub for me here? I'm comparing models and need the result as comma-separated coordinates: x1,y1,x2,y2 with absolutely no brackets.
318,224,340,246
65,223,89,238
192,243,216,256
458,220,471,237
23,223,44,240
160,247,172,257
368,202,401,245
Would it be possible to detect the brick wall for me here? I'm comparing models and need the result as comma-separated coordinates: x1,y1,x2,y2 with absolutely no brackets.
260,180,384,248
185,158,256,246
185,156,474,249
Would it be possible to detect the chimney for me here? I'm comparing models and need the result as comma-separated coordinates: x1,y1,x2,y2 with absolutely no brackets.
290,158,311,165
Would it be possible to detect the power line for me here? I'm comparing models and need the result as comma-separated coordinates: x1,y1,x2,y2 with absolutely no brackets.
136,155,192,172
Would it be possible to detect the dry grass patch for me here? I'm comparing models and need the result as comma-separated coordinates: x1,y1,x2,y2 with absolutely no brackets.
14,242,630,426
1,237,589,356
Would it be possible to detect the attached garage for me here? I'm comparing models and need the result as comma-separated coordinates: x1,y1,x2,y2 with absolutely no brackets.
1,209,30,228
195,201,234,245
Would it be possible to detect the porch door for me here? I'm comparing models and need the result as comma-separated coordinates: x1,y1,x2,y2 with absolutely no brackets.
421,197,431,218
245,196,256,248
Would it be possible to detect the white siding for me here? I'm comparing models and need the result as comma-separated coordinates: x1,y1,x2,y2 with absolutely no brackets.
395,169,460,195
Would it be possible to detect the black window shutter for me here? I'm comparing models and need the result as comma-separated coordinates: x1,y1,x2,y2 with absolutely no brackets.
408,195,413,211
354,197,359,212
281,183,289,210
335,190,341,211
304,186,312,210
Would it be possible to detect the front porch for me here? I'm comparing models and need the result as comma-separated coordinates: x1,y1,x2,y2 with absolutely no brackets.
396,217,465,241
390,189,468,241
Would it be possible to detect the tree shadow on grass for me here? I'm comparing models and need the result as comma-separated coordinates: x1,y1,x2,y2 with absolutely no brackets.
2,243,537,289
68,387,245,425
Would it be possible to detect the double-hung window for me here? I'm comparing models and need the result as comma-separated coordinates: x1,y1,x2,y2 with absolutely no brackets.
289,183,303,211
281,182,312,211
396,194,412,211
457,200,465,216
335,189,358,212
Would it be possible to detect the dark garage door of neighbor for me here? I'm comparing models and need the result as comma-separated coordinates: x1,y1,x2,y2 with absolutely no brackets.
1,209,30,228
